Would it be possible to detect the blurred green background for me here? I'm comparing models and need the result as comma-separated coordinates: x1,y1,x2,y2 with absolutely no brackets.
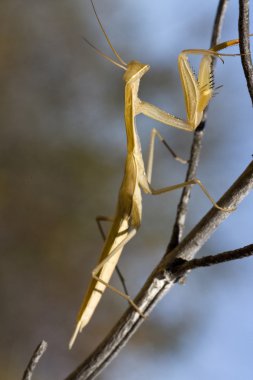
0,1,252,379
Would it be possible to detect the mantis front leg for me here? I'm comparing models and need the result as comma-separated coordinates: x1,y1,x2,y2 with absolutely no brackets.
138,44,241,133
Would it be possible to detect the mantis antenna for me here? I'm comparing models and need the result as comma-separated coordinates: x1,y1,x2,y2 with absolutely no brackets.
90,0,127,66
82,36,126,70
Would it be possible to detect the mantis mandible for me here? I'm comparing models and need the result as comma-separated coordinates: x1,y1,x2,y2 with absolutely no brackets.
69,0,241,348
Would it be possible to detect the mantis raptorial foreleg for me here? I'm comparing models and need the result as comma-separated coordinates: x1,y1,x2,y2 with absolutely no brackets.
137,47,240,132
96,215,129,295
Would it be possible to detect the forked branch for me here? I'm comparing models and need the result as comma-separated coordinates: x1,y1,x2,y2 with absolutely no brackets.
65,162,253,380
170,244,253,276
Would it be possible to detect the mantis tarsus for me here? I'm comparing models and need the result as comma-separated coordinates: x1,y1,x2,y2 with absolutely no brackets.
69,0,241,348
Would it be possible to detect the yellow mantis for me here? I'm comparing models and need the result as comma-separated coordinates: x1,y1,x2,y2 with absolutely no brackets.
69,0,241,349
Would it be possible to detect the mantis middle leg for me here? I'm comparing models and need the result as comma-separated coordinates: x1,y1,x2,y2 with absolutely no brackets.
144,128,235,212
146,128,188,182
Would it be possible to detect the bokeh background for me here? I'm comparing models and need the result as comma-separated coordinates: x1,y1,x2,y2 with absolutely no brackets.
0,1,253,379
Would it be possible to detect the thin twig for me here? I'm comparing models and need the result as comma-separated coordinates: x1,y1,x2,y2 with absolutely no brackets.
65,161,253,380
210,0,229,47
167,0,229,251
22,341,47,380
167,128,204,250
171,244,253,276
239,0,253,105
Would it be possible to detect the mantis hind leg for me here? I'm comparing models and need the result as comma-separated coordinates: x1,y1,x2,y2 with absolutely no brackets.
96,215,114,240
96,215,129,295
147,127,188,183
92,228,145,317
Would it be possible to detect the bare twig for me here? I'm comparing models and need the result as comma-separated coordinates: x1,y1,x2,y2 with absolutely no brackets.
210,0,229,47
171,244,253,276
22,341,47,380
239,0,253,105
167,128,204,250
167,0,229,251
65,161,253,380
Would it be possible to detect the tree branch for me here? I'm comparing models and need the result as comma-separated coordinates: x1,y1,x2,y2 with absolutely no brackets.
65,161,253,380
170,244,253,276
210,0,229,46
167,128,204,250
239,0,253,105
22,341,47,380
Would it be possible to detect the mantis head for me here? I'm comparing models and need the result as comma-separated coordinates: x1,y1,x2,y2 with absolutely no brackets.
124,61,150,83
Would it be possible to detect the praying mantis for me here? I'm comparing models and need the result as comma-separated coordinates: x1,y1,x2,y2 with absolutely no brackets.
69,0,242,349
